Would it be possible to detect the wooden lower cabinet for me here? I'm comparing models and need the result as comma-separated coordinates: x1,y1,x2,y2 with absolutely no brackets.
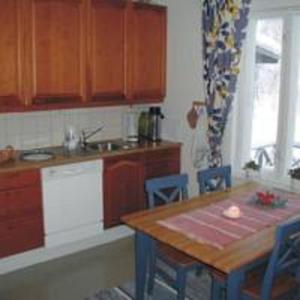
144,148,180,179
104,154,145,228
103,146,180,228
0,217,44,259
0,170,44,258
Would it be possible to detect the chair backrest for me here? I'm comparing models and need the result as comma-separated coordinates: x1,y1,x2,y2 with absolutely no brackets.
145,174,189,208
261,217,300,299
197,165,231,194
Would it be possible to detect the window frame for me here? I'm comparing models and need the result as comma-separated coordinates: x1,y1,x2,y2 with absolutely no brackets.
232,8,300,190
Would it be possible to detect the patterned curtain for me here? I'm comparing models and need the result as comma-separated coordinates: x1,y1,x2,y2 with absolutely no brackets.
202,0,252,167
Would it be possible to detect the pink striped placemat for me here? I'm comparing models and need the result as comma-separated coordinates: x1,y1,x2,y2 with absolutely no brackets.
157,189,300,250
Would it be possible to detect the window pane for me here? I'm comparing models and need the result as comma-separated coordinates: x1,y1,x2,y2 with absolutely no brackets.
250,19,283,169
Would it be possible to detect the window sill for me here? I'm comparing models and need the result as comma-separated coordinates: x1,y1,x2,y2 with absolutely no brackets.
235,169,300,193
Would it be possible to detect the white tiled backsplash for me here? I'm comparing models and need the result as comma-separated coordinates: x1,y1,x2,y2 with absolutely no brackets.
0,107,126,150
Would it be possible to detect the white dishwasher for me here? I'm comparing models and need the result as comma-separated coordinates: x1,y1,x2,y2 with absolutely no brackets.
42,160,103,247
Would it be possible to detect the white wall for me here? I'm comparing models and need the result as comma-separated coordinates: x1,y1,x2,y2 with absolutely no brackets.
159,0,203,196
252,0,300,12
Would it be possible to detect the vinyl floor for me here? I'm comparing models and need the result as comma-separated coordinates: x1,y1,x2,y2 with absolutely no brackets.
0,237,134,300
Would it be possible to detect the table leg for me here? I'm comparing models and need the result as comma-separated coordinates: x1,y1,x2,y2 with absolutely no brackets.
227,269,245,299
135,231,153,300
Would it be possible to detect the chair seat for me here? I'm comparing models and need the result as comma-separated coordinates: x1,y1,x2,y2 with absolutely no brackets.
211,267,300,300
243,273,299,300
157,243,199,268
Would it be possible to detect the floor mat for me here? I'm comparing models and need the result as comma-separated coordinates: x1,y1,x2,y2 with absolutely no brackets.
85,269,211,300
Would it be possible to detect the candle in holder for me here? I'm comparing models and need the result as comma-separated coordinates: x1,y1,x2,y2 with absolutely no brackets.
223,205,241,219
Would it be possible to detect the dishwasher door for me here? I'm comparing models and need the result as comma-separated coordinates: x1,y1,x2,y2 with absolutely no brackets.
42,160,103,247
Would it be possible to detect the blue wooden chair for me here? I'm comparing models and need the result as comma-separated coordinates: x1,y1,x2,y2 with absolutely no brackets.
145,174,203,300
197,165,231,194
211,217,300,300
146,173,188,208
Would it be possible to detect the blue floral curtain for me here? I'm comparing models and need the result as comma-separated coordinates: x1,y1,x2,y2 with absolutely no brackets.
202,0,252,167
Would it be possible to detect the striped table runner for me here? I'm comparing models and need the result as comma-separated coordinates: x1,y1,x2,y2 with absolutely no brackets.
158,190,300,250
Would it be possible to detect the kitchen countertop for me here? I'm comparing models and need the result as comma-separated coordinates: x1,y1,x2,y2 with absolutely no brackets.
0,140,181,174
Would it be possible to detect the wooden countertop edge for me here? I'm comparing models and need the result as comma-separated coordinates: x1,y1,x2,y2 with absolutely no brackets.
0,140,181,174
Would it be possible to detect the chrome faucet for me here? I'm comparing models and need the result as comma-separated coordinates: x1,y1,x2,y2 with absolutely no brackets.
81,125,104,149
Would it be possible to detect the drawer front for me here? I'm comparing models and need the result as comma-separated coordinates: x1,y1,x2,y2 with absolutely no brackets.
144,148,180,179
145,160,180,179
0,186,43,222
144,148,180,163
0,217,44,258
0,170,40,191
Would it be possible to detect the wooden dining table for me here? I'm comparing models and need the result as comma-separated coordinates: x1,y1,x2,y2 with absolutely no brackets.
122,182,300,300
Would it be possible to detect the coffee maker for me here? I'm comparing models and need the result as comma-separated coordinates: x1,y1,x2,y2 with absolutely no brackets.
138,107,164,142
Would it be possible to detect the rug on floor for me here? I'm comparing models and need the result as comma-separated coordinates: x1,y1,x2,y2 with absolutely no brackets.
85,268,211,300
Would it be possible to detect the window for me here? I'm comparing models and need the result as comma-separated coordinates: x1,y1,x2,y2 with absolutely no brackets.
250,18,283,170
234,11,300,181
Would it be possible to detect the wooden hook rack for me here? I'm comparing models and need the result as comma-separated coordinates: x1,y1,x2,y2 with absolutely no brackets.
192,100,206,107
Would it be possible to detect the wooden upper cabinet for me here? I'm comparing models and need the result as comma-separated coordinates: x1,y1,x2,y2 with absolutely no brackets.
24,0,86,106
0,0,167,113
87,0,126,103
127,3,167,102
0,1,24,110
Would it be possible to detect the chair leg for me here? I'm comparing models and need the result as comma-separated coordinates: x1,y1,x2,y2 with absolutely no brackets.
211,278,223,300
147,250,156,295
176,269,187,300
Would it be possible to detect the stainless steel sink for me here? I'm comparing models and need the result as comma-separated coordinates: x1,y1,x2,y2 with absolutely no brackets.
20,149,55,162
86,141,139,153
87,142,122,152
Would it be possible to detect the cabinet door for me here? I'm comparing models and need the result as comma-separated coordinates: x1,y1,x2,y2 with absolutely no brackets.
0,1,24,110
0,217,44,258
24,0,86,106
0,169,44,258
0,186,43,222
88,0,127,103
128,3,166,102
104,158,145,228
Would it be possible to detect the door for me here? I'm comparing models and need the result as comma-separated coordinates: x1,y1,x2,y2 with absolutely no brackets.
127,3,166,102
24,0,86,106
0,1,24,110
104,158,145,228
87,0,126,103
